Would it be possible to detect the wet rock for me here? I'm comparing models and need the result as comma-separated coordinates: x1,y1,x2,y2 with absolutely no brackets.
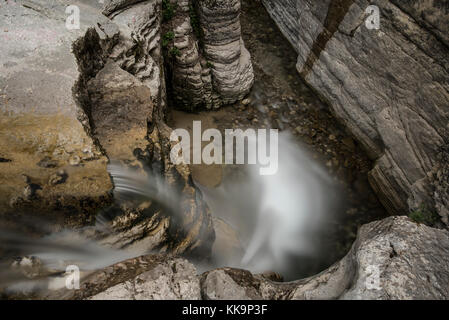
9,196,24,208
10,256,46,279
69,1,215,258
257,271,283,283
200,268,262,300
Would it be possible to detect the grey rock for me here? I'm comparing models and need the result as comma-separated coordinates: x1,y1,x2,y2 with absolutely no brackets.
261,0,449,223
68,155,81,166
40,254,201,300
201,268,263,300
201,216,449,300
7,217,447,300
89,257,201,300
71,1,215,256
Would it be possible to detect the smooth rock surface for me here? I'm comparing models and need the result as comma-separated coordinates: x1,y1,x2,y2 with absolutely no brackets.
0,0,113,227
261,0,449,223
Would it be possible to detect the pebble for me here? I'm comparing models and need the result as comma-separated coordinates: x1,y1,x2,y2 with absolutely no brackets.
69,155,81,166
242,98,250,106
49,170,67,186
9,196,24,208
23,183,41,200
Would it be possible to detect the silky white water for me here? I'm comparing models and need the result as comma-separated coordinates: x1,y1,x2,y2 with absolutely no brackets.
0,133,338,289
198,132,338,278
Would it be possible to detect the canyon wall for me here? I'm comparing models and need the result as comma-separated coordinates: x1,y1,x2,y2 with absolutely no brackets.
261,0,449,223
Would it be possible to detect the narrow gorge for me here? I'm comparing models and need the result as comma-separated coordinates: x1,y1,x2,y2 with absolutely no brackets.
0,0,448,300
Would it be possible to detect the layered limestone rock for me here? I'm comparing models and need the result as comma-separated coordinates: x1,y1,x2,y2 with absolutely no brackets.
199,217,449,300
71,0,214,256
0,0,214,254
164,0,254,110
261,0,449,223
197,0,254,105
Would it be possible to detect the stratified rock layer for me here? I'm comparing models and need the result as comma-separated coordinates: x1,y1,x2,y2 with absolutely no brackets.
261,0,449,222
165,0,254,110
71,0,215,256
0,0,214,255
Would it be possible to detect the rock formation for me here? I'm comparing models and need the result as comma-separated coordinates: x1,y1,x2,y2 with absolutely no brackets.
0,0,215,256
163,0,254,110
7,217,448,300
1,0,448,301
261,0,449,223
72,0,215,256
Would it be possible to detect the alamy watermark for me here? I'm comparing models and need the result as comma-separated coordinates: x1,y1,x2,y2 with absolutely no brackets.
170,121,279,176
62,3,381,31
65,265,80,290
365,5,381,30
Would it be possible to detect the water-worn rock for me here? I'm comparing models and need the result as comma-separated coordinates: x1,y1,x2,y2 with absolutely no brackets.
261,0,449,223
0,0,214,255
70,0,215,256
32,254,201,300
197,0,254,105
14,216,445,300
199,216,449,300
164,0,254,110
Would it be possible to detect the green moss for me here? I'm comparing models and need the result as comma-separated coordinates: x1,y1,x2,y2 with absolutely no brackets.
162,0,177,22
206,61,213,68
169,47,181,57
162,31,175,48
408,204,440,226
